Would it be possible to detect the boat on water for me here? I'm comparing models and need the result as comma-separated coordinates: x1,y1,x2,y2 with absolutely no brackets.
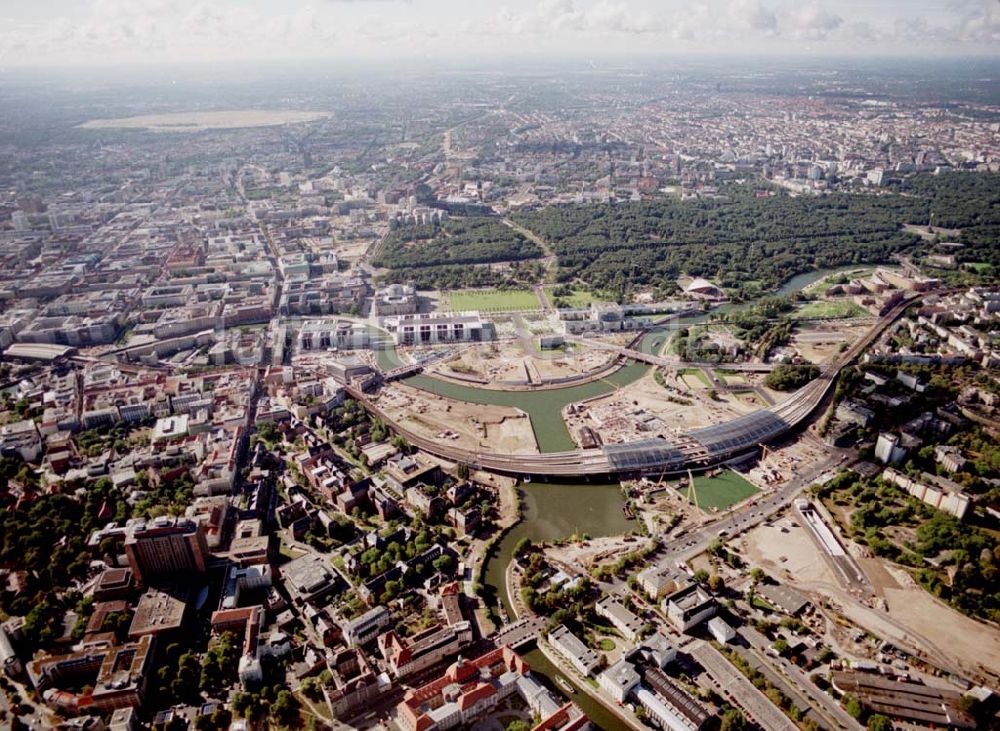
555,676,576,694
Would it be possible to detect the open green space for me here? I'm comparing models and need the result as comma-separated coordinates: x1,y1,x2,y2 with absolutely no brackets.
548,288,594,308
678,470,760,511
80,109,330,132
665,332,687,355
375,216,543,289
715,370,749,386
793,299,869,320
444,288,541,312
546,287,612,309
751,595,776,612
805,266,877,292
679,368,711,388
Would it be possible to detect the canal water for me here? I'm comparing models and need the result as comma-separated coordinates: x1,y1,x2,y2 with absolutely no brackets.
482,481,635,617
373,267,858,727
378,326,669,452
480,482,636,730
373,265,858,453
521,645,626,731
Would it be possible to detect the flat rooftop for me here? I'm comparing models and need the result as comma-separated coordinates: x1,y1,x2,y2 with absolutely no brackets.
128,586,189,638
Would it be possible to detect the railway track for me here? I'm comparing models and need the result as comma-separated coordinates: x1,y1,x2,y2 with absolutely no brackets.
346,292,923,477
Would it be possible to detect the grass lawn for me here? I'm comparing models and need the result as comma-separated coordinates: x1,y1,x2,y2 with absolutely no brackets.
806,266,877,292
967,262,993,273
278,543,305,561
666,333,687,355
793,299,869,320
678,470,760,511
751,595,776,612
715,370,748,386
678,368,712,388
598,638,616,651
546,287,608,308
444,288,541,312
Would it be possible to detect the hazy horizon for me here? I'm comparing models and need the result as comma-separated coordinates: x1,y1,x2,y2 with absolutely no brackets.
2,52,1000,84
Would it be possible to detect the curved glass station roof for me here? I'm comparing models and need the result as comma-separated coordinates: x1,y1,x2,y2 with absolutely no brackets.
688,411,790,458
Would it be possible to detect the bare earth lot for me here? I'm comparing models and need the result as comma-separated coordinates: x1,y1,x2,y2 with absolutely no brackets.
375,382,538,454
792,319,874,364
879,564,1000,681
80,110,330,132
741,516,1000,680
433,341,614,385
564,370,747,445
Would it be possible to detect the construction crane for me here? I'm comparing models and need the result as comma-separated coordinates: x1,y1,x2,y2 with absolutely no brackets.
654,459,671,489
685,468,700,513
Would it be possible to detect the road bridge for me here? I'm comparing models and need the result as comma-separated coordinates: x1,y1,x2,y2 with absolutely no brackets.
347,292,922,478
491,616,546,650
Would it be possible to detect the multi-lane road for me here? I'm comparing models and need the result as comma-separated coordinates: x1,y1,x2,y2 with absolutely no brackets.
655,449,849,566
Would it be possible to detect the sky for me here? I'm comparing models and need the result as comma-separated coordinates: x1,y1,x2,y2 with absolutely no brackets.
0,0,997,67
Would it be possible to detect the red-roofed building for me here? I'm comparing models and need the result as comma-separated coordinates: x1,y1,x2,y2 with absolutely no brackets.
535,703,590,731
211,606,259,634
396,646,588,731
377,621,472,678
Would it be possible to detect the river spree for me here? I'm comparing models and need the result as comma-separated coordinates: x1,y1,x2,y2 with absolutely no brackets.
378,325,665,451
482,481,635,619
481,481,635,731
374,266,869,727
372,266,857,452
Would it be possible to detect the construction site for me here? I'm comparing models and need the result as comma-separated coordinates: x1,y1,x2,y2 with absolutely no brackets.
737,506,1000,683
428,338,618,387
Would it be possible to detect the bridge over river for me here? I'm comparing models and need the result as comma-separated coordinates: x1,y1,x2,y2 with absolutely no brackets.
348,293,922,478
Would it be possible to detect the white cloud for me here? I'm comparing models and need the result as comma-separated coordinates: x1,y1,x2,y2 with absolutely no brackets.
586,0,662,34
0,0,997,65
837,20,878,43
958,0,1000,41
87,0,181,24
891,15,955,43
786,1,842,40
666,0,779,41
726,0,778,34
0,1,346,64
479,0,661,38
668,2,711,40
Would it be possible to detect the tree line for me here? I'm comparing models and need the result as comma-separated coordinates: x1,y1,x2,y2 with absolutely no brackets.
375,216,542,270
510,172,1000,295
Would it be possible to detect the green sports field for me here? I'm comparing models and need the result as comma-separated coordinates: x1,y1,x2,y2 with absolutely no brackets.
677,470,760,511
444,289,541,312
